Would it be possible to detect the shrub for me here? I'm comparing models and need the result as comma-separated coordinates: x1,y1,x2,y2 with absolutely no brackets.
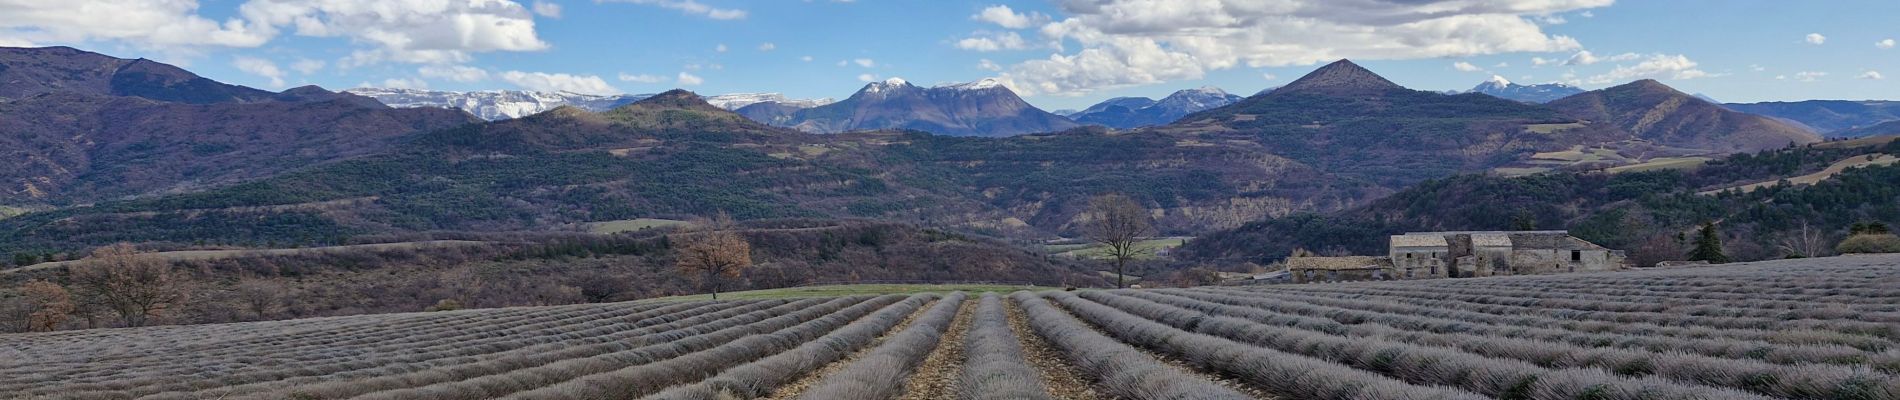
1836,234,1900,254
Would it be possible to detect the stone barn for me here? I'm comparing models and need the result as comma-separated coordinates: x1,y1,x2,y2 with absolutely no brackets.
1286,256,1395,284
1391,231,1627,278
1282,230,1628,284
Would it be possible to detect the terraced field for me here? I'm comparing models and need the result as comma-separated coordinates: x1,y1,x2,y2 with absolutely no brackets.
5,255,1900,399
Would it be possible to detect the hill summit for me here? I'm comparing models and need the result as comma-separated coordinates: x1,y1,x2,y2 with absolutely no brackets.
1273,59,1404,96
772,78,1080,137
1548,79,1820,152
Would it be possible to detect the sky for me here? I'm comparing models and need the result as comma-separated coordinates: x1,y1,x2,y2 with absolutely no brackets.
3,0,1898,111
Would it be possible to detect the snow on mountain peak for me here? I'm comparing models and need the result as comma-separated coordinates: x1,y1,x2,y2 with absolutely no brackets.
938,77,1007,91
1487,75,1513,86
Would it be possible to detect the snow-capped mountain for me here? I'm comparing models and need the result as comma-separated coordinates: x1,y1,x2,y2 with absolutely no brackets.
1465,75,1585,103
346,88,833,121
1069,86,1244,129
767,77,1080,137
702,92,835,110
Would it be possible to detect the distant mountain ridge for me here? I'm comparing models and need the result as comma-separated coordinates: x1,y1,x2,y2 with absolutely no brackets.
0,46,479,204
1467,75,1585,103
1547,79,1821,153
1724,100,1900,136
772,77,1081,137
1069,87,1244,129
344,88,834,121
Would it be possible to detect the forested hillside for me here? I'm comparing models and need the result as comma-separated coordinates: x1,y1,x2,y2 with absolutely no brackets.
1180,139,1900,265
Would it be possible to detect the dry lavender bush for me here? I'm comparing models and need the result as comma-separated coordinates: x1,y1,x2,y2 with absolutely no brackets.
3,254,1899,400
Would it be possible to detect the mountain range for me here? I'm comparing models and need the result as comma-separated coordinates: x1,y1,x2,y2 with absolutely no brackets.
344,88,835,121
764,77,1081,137
1066,87,1244,129
1466,75,1585,103
1724,100,1900,136
0,45,1876,259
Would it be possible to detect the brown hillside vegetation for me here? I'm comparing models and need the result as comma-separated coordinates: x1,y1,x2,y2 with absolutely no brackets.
1547,79,1822,153
5,255,1899,399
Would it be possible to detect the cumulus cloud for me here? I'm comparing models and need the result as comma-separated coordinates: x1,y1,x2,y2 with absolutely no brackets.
857,73,878,82
1859,70,1884,80
618,73,666,83
676,71,703,86
800,55,814,62
531,1,562,18
1585,54,1717,84
0,1,271,49
1261,73,1277,80
956,31,1034,51
974,5,1049,29
1805,33,1826,45
1880,39,1895,49
418,65,491,82
977,59,1002,71
604,0,746,20
1787,71,1826,82
994,0,1604,96
500,71,621,94
1561,50,1638,66
231,56,286,87
240,0,551,66
1452,61,1482,72
853,58,875,67
290,58,326,74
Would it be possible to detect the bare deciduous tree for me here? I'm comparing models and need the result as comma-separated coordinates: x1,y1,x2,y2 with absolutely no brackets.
234,279,285,320
1085,193,1152,289
1776,222,1831,259
68,244,190,327
675,212,753,300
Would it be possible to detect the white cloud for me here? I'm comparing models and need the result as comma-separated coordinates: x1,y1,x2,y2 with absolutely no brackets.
956,31,1034,52
1880,39,1896,49
974,5,1049,29
853,58,875,67
1562,50,1638,66
1749,64,1766,72
1805,33,1827,45
715,44,728,53
857,73,878,82
243,0,551,66
1452,61,1482,72
800,55,814,62
977,59,1002,71
1579,11,1594,18
381,77,428,89
1261,73,1277,80
757,42,775,51
1585,54,1718,84
603,0,746,20
676,71,703,86
418,65,490,82
1534,15,1566,25
995,0,1603,96
1859,70,1884,80
1494,62,1510,68
1791,71,1827,82
499,71,621,94
1531,57,1556,67
618,73,666,83
531,1,562,18
231,56,286,88
0,1,271,49
290,58,326,74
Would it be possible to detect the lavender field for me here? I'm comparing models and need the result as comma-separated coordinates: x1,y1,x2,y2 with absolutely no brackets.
5,255,1899,400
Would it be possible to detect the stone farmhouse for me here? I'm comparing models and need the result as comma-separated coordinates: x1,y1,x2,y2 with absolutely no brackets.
1289,231,1627,284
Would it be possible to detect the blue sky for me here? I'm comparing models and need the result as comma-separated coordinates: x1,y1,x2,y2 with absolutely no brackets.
4,0,1898,110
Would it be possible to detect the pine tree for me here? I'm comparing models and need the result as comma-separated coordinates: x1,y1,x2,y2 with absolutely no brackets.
1687,222,1729,264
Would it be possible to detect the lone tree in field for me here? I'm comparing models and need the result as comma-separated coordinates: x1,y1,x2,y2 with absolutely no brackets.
1686,222,1730,264
675,212,753,300
68,244,190,327
1085,193,1152,288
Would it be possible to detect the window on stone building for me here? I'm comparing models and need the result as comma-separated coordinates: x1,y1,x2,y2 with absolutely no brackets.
1571,250,1582,261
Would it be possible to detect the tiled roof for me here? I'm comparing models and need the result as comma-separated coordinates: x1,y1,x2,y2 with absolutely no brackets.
1390,234,1448,247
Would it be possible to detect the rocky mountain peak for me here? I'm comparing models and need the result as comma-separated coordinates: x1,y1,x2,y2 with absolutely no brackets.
1276,59,1403,95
